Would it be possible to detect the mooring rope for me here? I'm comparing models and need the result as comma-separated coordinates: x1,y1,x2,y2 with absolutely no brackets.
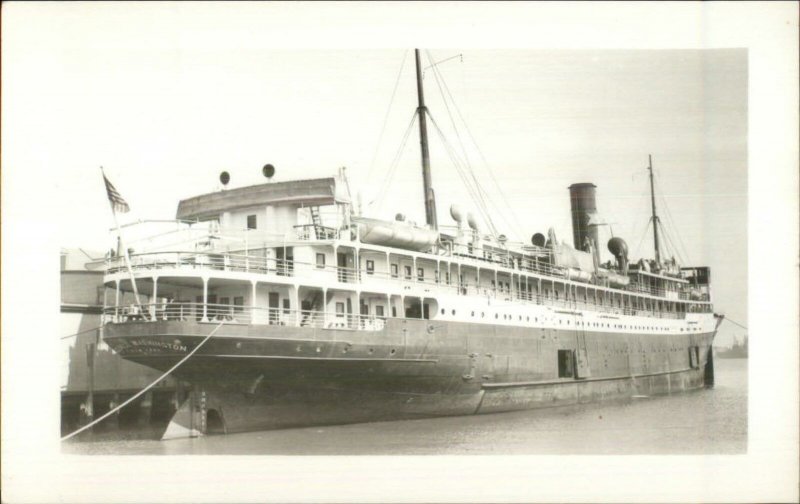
60,321,224,441
722,316,748,331
60,325,104,340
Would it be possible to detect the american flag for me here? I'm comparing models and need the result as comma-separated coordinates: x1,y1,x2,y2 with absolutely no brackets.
102,173,130,213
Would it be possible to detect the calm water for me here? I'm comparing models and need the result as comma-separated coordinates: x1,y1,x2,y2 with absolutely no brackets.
63,359,747,455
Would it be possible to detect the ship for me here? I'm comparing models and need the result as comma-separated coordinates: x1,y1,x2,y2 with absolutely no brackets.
101,50,723,438
717,336,748,359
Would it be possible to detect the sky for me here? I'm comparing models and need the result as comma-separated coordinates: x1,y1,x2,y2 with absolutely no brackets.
2,3,797,502
5,37,748,344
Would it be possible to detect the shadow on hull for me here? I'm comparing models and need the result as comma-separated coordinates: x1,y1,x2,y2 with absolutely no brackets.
162,364,711,439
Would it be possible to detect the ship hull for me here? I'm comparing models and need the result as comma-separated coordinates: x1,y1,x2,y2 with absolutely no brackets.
103,318,717,436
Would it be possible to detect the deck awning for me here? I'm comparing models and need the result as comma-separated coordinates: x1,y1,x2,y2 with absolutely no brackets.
176,177,349,221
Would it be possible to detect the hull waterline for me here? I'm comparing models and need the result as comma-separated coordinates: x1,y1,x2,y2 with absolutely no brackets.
104,318,717,438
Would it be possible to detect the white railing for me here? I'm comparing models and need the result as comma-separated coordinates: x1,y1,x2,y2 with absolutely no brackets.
107,251,296,277
293,224,341,241
512,291,685,319
106,253,709,320
104,303,387,331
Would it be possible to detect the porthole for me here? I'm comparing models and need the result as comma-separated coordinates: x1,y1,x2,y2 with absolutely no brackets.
482,312,485,318
471,311,475,317
441,308,445,315
390,348,396,355
495,314,499,319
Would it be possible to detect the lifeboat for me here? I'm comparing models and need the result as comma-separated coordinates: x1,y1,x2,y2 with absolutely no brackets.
353,216,439,252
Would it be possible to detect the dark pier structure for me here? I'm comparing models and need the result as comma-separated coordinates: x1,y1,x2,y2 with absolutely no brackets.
60,248,187,439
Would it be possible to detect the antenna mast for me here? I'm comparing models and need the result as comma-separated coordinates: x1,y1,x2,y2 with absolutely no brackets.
648,154,661,267
415,49,438,230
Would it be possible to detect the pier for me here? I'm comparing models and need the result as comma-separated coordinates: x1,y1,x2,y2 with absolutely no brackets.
60,248,187,439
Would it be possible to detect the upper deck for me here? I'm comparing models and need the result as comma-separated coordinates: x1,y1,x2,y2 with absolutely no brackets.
103,174,713,331
105,217,711,309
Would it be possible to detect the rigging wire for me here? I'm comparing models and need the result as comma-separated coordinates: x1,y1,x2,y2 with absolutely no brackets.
426,111,502,240
439,63,527,241
629,175,653,259
425,51,497,237
373,111,419,213
426,51,517,240
657,219,684,264
654,170,693,264
426,111,496,238
426,111,492,228
634,218,652,259
656,189,689,262
661,198,692,264
366,50,409,189
422,53,463,77
426,50,525,241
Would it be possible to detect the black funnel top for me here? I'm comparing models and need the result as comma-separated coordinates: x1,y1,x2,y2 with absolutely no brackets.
568,183,598,252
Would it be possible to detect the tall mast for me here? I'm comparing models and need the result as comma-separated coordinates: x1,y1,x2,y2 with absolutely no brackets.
415,49,438,230
648,154,661,267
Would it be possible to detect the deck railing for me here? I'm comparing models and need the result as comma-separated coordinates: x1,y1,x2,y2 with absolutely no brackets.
293,224,340,241
106,251,709,320
103,303,387,331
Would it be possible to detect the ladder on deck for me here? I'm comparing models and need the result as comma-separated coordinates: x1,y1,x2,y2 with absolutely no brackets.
310,206,322,239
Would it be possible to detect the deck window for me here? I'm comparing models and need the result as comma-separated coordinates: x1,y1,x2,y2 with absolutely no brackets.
247,214,257,230
336,302,345,317
233,296,244,313
316,253,325,269
404,265,412,279
417,268,424,281
391,264,399,278
376,305,385,317
366,260,375,275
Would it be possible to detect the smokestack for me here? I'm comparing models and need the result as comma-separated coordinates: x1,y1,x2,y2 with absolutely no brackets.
568,183,599,252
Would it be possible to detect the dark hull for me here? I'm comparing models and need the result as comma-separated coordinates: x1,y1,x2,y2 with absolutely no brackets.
103,318,717,436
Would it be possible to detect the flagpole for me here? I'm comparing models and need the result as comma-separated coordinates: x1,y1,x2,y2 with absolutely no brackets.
102,167,146,320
